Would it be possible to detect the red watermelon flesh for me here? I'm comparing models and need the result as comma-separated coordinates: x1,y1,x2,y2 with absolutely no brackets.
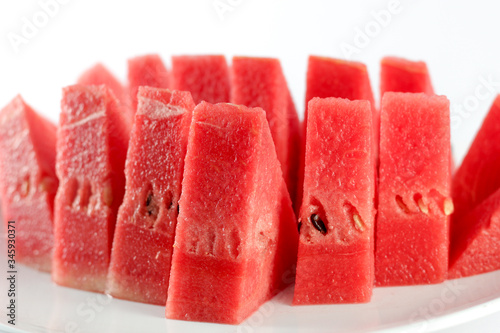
375,92,452,286
0,96,58,272
230,56,300,204
380,56,434,97
449,187,500,278
165,102,299,324
170,55,230,104
107,87,195,305
293,97,376,305
78,63,132,120
127,54,170,111
299,56,378,209
53,85,130,293
451,95,500,230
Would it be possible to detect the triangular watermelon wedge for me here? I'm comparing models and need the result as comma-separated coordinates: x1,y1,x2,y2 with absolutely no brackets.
107,87,195,305
0,96,58,272
380,56,434,97
375,92,452,286
452,95,500,228
78,63,132,120
166,102,299,324
170,55,230,104
449,187,500,278
53,85,130,293
293,97,376,304
230,56,301,206
127,54,170,112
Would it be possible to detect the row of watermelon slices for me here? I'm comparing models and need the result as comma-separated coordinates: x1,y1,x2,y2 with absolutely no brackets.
0,54,499,324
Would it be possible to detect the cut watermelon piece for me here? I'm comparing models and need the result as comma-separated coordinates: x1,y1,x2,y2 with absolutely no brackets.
165,102,299,324
231,56,300,204
78,63,132,120
380,56,434,97
0,96,58,272
170,55,230,104
107,87,195,305
375,92,452,286
293,97,375,305
449,187,500,278
451,95,500,229
53,85,130,293
127,54,170,111
299,56,378,209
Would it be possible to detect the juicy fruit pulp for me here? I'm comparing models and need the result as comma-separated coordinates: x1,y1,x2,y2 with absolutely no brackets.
449,95,500,278
127,54,170,111
375,92,451,286
293,97,376,304
170,55,230,104
52,85,130,293
165,102,299,324
107,87,195,305
230,56,301,205
380,56,434,97
78,63,132,121
0,96,58,272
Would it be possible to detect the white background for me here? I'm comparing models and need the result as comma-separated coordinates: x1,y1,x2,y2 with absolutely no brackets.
1,0,500,332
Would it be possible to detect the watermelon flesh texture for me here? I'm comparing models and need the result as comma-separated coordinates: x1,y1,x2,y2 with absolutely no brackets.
166,102,299,324
380,56,434,97
127,54,170,111
230,56,301,206
375,92,452,286
0,96,58,272
170,55,230,104
449,187,500,278
53,85,130,293
78,63,132,121
107,87,195,305
451,95,500,231
293,97,375,305
298,56,378,209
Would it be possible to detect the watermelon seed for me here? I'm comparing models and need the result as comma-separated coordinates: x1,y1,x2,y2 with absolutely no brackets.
310,214,327,234
352,214,365,231
20,176,30,197
103,185,113,207
297,221,302,233
444,198,454,216
414,194,428,215
395,195,410,214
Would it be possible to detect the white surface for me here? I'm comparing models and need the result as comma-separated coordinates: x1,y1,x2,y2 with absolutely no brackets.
1,255,500,333
1,0,500,332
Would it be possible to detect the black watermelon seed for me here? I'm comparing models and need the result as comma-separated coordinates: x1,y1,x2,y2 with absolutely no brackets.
310,214,327,234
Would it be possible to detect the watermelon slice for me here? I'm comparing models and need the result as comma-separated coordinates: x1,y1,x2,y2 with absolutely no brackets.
298,56,378,209
449,187,500,278
165,102,299,324
107,87,195,305
294,97,375,304
375,92,452,286
451,95,500,229
380,56,434,97
230,56,300,203
127,54,170,111
170,55,230,104
52,85,130,293
0,96,58,272
78,63,132,120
